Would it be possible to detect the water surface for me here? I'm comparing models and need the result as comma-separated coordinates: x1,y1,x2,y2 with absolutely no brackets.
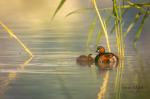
0,0,150,99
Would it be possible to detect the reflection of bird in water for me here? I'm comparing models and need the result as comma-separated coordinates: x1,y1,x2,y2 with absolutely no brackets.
95,46,119,69
76,54,94,66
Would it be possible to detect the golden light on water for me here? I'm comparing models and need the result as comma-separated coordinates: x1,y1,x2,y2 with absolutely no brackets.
0,20,33,96
97,71,109,99
0,56,33,96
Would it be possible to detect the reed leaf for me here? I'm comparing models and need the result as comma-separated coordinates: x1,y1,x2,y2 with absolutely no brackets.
133,2,150,7
127,0,150,14
86,17,97,47
51,0,66,20
96,31,103,46
92,0,111,52
66,7,115,17
0,21,33,57
110,8,129,34
124,12,141,37
66,8,91,17
96,15,112,46
112,1,125,99
133,8,149,47
65,4,138,17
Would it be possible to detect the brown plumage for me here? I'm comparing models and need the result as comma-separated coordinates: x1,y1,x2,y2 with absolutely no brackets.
95,46,119,69
76,54,94,66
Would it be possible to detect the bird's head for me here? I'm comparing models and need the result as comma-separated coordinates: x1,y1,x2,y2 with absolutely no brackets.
96,46,105,54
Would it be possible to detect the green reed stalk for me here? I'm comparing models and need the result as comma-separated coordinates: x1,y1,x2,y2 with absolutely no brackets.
96,15,112,46
124,12,141,37
86,17,97,47
51,0,66,20
92,0,111,52
112,0,125,99
134,8,149,47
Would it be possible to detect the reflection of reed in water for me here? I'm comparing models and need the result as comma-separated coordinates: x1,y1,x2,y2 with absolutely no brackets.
0,56,33,96
92,0,125,98
92,0,112,99
0,20,33,96
51,0,148,98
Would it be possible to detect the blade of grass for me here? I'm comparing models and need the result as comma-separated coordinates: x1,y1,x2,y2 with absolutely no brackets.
126,0,150,8
117,2,126,99
51,0,66,20
124,12,141,37
66,8,91,17
0,21,33,57
134,2,150,7
66,7,114,17
66,3,150,18
66,5,137,18
133,8,149,47
127,0,150,14
96,15,112,46
92,0,111,99
86,17,97,47
112,1,125,99
110,7,129,34
96,31,103,46
92,0,111,52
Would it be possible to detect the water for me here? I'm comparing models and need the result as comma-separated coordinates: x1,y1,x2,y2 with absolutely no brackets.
0,18,149,99
0,21,102,99
0,0,150,99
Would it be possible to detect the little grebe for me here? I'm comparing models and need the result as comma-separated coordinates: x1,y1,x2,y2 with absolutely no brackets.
95,46,119,69
76,54,94,66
